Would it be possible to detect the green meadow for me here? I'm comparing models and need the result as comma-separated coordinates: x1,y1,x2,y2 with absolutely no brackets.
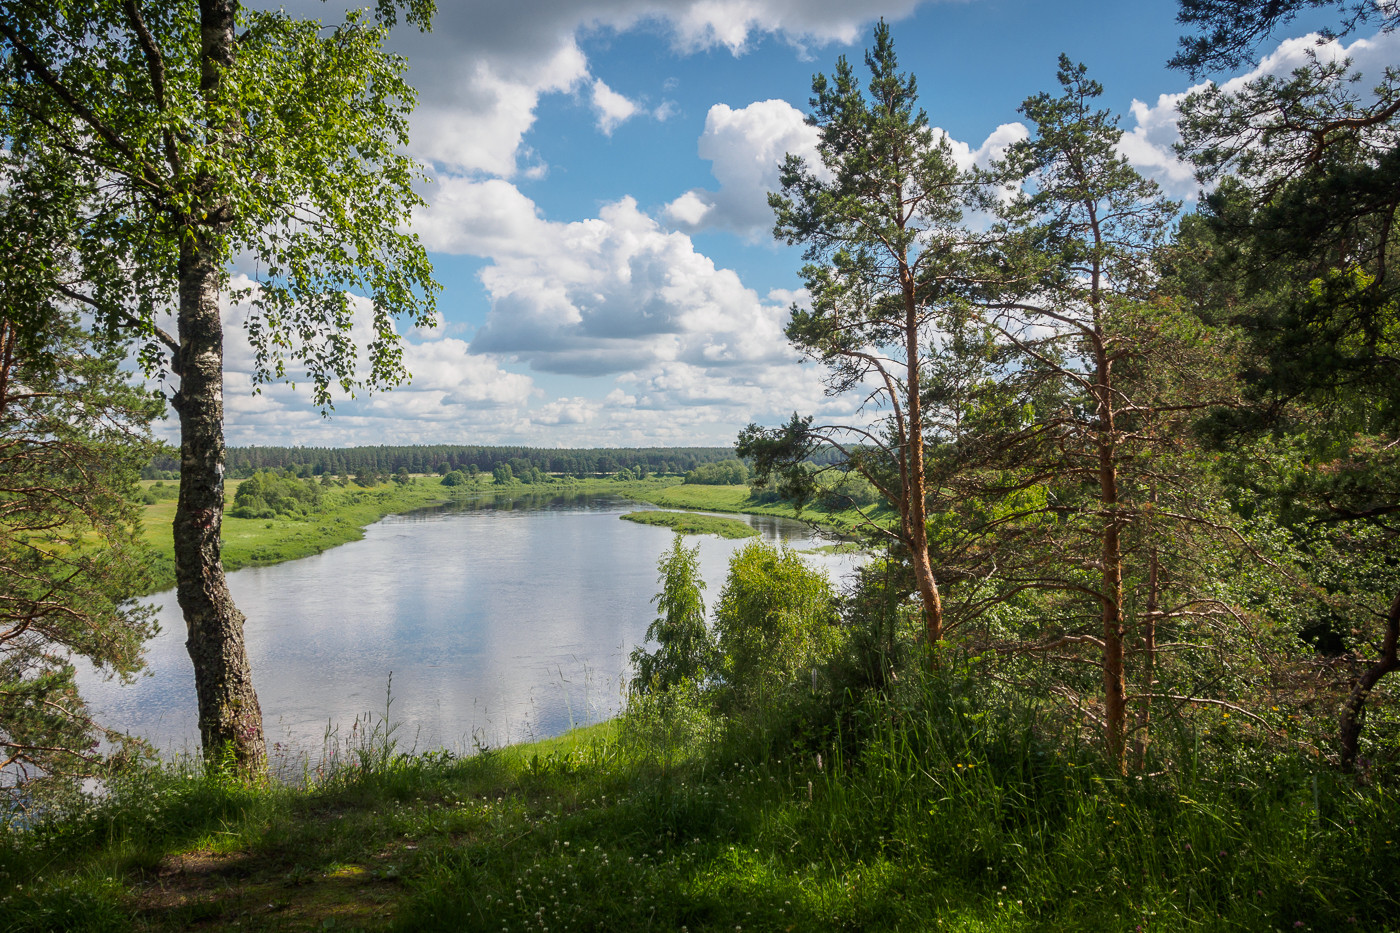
619,510,759,539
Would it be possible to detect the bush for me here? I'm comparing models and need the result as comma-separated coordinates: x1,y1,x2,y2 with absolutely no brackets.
231,469,322,520
713,540,839,706
682,459,748,485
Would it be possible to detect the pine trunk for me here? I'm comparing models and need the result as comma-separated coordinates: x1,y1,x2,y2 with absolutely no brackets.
902,267,943,648
1134,544,1160,770
1339,589,1400,771
1093,311,1127,772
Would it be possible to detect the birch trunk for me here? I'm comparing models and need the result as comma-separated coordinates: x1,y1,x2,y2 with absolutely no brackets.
170,0,266,775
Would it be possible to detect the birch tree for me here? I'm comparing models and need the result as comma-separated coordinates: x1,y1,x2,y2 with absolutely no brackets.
0,0,438,775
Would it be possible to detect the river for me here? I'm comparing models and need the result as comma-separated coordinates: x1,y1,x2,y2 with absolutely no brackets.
81,491,863,766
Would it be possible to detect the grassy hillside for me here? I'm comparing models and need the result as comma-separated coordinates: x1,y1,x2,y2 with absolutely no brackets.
5,671,1396,932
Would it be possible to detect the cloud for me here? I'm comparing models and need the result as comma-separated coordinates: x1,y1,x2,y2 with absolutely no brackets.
148,277,541,447
1117,28,1400,199
461,193,797,376
286,0,943,178
400,178,876,442
407,43,589,177
664,99,822,237
183,198,865,447
668,106,1034,236
937,122,1029,172
590,77,642,135
659,0,929,54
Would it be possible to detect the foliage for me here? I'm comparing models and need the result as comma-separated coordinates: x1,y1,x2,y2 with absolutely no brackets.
1171,0,1399,74
228,469,323,520
681,459,748,485
712,540,840,705
1175,0,1400,767
0,314,163,805
440,469,467,486
0,0,439,400
619,511,758,539
629,537,718,695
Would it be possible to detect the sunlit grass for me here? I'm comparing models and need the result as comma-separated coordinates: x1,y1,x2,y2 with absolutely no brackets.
5,674,1396,932
620,510,759,539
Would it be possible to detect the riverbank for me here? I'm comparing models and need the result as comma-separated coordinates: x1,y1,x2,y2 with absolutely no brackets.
136,476,867,594
136,477,472,594
611,480,879,535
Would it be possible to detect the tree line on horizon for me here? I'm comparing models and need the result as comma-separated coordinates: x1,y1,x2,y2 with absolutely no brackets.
164,445,744,481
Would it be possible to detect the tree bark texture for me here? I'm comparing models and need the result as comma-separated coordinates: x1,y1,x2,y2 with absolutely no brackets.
1339,588,1400,771
902,267,944,648
173,231,266,775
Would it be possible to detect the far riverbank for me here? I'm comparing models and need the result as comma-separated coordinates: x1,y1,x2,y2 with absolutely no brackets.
135,475,870,595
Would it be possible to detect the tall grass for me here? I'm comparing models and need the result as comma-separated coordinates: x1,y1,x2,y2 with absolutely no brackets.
3,664,1397,931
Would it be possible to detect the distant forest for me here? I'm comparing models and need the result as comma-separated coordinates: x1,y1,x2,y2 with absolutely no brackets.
145,445,745,479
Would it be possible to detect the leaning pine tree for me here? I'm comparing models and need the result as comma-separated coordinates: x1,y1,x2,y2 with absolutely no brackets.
740,20,983,650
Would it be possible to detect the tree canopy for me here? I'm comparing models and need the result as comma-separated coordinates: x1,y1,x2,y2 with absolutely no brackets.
0,0,439,774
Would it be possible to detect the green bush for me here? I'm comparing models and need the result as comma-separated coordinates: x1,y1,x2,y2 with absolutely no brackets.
683,459,748,485
230,469,322,520
713,540,840,706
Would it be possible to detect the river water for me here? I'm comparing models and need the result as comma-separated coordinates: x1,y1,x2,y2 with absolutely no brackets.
81,492,861,763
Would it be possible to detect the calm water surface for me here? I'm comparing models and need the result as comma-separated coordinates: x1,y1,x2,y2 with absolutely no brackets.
82,492,862,759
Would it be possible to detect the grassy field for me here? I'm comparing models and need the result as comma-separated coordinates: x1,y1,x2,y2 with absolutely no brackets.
134,477,483,594
608,480,881,535
619,510,759,539
5,671,1398,932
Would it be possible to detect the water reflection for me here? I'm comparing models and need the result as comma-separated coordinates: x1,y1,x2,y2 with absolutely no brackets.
82,492,863,760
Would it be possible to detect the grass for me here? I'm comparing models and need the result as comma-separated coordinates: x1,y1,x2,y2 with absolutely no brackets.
135,477,475,594
619,511,759,539
5,671,1399,932
613,481,883,535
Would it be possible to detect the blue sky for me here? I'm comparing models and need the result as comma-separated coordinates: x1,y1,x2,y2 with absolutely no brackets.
210,0,1391,449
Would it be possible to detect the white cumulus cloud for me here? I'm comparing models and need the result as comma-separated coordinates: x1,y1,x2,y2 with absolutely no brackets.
664,99,823,237
590,78,642,135
1117,28,1400,199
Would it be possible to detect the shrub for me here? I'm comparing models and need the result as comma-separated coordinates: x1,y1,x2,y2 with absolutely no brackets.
713,540,839,706
682,459,748,485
